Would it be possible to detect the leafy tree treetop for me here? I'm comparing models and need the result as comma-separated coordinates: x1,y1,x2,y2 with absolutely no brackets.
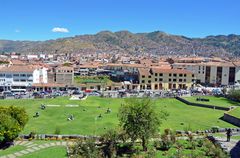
118,98,168,151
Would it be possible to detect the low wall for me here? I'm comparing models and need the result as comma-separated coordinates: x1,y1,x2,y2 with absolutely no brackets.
223,113,240,127
18,134,100,140
176,97,230,111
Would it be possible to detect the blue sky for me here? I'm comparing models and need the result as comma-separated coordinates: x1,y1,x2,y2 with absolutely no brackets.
0,0,240,41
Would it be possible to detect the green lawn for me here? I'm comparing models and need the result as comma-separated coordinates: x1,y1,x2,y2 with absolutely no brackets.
74,76,112,84
0,145,26,156
227,107,240,118
20,146,67,158
183,96,239,108
0,97,236,135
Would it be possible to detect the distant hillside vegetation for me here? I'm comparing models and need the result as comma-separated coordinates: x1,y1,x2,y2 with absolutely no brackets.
0,31,240,57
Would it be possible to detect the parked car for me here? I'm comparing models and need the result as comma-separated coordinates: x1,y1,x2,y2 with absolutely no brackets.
72,90,83,95
52,92,62,96
32,92,43,98
2,91,15,97
88,92,101,96
40,91,49,95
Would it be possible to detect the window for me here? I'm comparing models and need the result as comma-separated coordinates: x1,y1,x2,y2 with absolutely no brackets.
184,79,186,82
0,74,5,77
27,74,32,77
148,80,151,83
6,74,12,78
173,79,177,82
179,79,183,82
184,74,186,77
155,73,157,76
13,74,19,77
148,75,151,78
142,80,145,83
20,74,26,77
159,78,163,82
159,73,163,76
142,75,145,78
173,74,177,77
20,79,26,82
169,78,171,82
13,79,19,82
179,74,183,77
169,74,172,77
192,74,194,77
155,78,157,82
28,79,33,82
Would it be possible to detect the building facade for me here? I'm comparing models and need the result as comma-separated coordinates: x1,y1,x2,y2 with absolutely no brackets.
0,65,48,91
138,68,194,90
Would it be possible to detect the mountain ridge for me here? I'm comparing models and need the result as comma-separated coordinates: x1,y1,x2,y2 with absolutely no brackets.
0,30,240,57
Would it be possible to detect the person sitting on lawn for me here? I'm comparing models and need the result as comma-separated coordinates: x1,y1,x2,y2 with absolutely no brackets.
34,112,40,117
98,114,102,118
106,108,111,114
67,114,74,121
40,104,46,110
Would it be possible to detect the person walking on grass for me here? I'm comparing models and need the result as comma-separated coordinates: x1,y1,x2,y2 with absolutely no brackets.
226,128,232,142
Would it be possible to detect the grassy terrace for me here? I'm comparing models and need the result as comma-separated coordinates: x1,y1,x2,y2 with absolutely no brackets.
0,96,236,135
183,96,239,108
20,146,67,158
74,76,112,84
228,107,240,118
0,146,26,156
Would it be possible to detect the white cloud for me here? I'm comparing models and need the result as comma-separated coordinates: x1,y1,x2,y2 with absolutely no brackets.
15,29,20,33
52,27,69,33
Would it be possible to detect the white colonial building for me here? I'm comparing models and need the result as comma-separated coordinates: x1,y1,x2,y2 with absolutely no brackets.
0,65,48,91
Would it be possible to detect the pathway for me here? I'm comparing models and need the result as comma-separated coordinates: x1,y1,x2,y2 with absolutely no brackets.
214,137,240,158
0,140,75,158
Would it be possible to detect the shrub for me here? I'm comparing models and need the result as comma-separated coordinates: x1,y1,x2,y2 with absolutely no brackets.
54,126,61,135
211,126,219,133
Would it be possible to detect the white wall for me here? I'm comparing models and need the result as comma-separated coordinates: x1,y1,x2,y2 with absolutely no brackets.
33,68,48,83
235,66,240,84
221,67,229,85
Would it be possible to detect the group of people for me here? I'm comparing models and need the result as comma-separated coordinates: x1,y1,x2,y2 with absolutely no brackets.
35,104,113,122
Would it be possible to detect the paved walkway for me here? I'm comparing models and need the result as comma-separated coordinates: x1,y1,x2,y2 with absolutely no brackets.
0,141,75,158
214,137,240,158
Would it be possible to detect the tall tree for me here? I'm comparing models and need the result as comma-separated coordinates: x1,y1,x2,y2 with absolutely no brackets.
118,98,168,151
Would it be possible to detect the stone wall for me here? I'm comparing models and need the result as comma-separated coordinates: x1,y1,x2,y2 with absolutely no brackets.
176,97,230,111
223,113,240,127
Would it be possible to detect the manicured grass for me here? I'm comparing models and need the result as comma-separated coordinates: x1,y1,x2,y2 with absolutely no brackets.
228,107,240,118
183,96,238,107
74,76,112,84
0,97,236,135
20,146,67,158
0,145,26,156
